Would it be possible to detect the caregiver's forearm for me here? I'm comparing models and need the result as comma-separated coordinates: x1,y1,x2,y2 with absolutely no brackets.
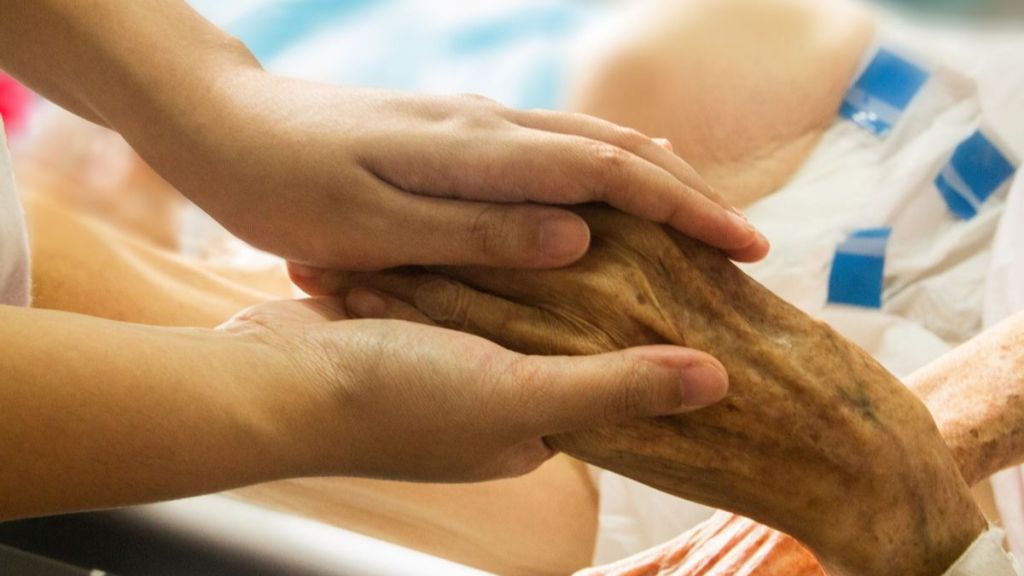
0,305,300,521
909,311,1024,486
0,0,255,150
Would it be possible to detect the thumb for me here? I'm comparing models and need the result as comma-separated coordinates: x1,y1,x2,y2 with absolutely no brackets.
511,346,729,437
374,192,593,269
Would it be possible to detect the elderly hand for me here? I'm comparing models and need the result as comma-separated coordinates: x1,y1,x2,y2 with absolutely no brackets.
216,297,729,483
315,207,985,576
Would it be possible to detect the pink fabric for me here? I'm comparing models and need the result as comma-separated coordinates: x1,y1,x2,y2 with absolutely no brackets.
0,74,32,138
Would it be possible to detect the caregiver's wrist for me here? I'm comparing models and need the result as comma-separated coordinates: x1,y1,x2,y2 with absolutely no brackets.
213,326,366,480
111,36,266,196
192,327,326,481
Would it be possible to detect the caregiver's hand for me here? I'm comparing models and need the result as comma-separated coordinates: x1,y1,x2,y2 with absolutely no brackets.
0,0,766,273
217,297,729,482
175,74,768,271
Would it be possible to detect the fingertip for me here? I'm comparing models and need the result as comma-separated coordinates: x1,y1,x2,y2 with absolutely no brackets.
288,262,328,295
345,289,388,318
708,210,770,262
346,287,439,325
629,346,729,412
678,361,729,410
305,296,352,321
535,210,591,267
453,204,592,269
726,230,771,263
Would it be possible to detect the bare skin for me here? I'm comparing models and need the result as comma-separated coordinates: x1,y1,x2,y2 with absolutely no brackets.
577,312,1024,576
324,206,987,576
566,0,875,207
911,313,1024,487
21,192,598,576
2,0,765,271
0,0,758,554
13,1,995,574
26,188,1018,576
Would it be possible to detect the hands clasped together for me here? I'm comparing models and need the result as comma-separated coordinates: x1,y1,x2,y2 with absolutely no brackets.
296,207,990,576
182,63,768,482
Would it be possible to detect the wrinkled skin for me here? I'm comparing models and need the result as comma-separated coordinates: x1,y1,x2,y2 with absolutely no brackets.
578,311,1024,576
328,207,986,576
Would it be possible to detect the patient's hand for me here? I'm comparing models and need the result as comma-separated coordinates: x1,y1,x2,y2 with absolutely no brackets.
311,207,985,576
574,312,1024,576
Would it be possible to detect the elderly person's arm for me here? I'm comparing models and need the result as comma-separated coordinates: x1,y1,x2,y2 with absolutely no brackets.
576,311,1024,576
911,312,1024,485
317,206,990,576
566,0,874,207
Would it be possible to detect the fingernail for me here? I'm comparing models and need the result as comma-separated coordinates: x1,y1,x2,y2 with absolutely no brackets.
727,210,761,239
729,206,748,221
680,362,729,409
289,263,324,279
756,230,771,250
653,137,674,152
345,289,387,318
538,215,589,261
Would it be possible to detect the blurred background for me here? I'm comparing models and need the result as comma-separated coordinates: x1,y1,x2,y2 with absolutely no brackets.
0,1,1022,574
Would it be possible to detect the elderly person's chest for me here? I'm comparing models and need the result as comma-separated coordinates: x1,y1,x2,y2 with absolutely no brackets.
566,0,876,207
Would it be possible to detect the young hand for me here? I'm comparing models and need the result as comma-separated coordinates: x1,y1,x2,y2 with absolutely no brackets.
161,73,767,271
218,296,729,482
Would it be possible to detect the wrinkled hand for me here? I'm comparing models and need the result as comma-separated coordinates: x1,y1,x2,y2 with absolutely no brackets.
579,312,1024,576
576,512,823,576
216,297,729,483
160,70,766,271
306,207,984,576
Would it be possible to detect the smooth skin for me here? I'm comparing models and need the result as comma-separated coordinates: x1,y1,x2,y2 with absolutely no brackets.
0,0,760,520
0,1,767,270
22,191,600,575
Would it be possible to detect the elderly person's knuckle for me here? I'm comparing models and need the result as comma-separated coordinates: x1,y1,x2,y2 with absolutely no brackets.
415,279,470,327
